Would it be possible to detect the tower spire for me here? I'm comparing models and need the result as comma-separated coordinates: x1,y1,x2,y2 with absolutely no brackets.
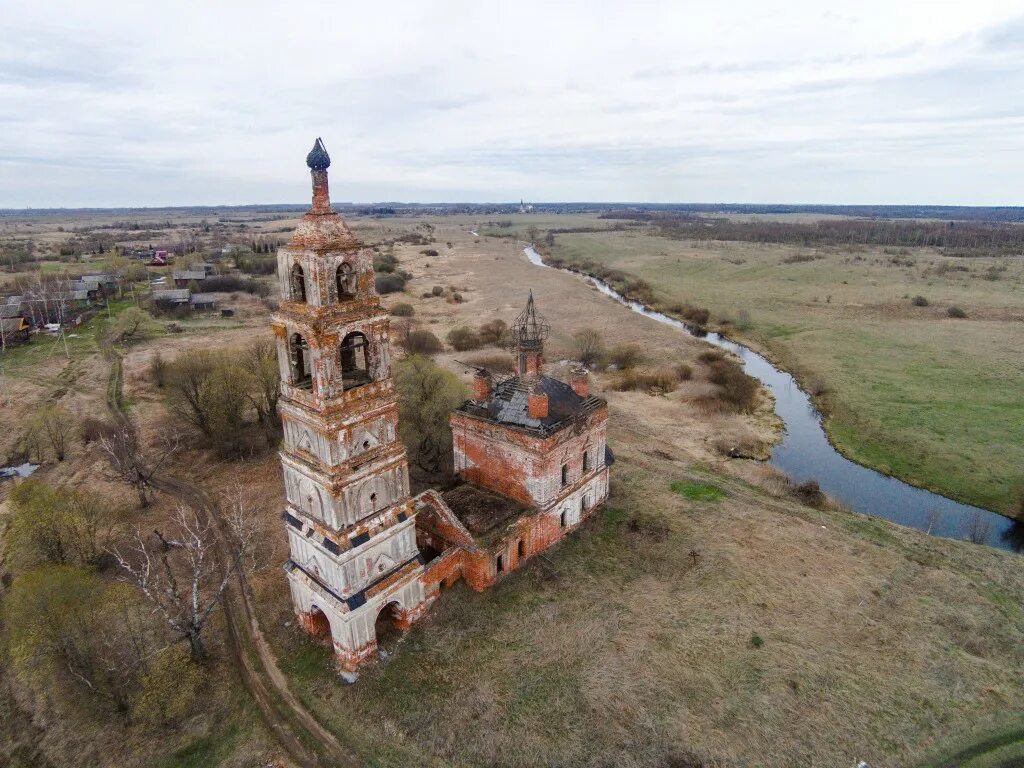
306,137,332,214
511,290,549,377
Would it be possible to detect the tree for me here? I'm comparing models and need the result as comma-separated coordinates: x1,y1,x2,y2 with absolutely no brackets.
33,404,73,461
241,339,281,431
478,318,508,346
572,328,605,367
105,307,154,345
6,481,122,569
4,566,158,715
395,355,467,477
95,419,179,507
111,504,256,660
132,645,203,726
447,326,481,352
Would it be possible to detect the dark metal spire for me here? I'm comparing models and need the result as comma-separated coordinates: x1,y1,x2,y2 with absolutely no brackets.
306,137,331,170
510,290,549,350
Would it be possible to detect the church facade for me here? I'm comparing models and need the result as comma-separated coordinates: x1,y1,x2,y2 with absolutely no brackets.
276,140,609,676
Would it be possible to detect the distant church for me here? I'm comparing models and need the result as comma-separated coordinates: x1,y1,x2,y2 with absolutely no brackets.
273,139,610,676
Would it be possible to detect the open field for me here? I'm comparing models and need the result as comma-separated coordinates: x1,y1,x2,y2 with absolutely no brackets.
534,223,1024,516
1,211,1022,768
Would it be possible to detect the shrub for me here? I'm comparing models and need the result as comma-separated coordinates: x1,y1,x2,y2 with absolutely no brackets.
373,252,398,273
464,351,515,373
431,285,444,296
612,368,678,394
235,255,276,275
478,319,509,346
447,326,481,351
674,363,693,381
375,273,406,294
404,330,443,355
911,295,929,307
150,350,168,387
706,359,759,412
698,349,725,364
390,302,415,317
572,328,605,367
202,275,270,297
792,479,826,507
451,292,463,303
750,633,765,649
80,417,118,445
946,305,967,318
420,249,439,257
608,343,643,369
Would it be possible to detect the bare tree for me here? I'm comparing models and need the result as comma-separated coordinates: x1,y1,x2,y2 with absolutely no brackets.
965,512,992,545
34,404,73,461
242,339,281,429
925,508,942,535
571,328,606,368
111,504,255,660
96,420,179,507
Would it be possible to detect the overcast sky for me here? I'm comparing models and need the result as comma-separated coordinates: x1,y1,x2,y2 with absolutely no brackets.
3,1,1024,207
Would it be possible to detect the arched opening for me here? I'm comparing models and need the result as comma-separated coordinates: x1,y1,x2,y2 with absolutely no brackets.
290,333,312,388
290,263,307,303
496,554,504,573
307,606,331,641
582,449,590,472
560,510,567,528
340,331,371,389
517,540,525,560
336,262,355,299
374,601,403,657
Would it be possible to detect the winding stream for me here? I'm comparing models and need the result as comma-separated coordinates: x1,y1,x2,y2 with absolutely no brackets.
523,245,1021,552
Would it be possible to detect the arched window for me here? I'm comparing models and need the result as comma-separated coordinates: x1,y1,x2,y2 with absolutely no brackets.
340,331,371,388
582,449,590,472
517,540,525,560
290,263,306,303
290,333,312,388
336,262,355,299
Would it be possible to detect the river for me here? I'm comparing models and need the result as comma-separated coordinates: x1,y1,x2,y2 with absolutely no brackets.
523,245,1021,552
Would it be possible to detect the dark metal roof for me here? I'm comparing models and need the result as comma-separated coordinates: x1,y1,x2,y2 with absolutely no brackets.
458,373,601,435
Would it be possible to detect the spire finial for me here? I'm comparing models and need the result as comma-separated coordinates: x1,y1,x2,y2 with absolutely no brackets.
306,137,331,170
511,290,549,350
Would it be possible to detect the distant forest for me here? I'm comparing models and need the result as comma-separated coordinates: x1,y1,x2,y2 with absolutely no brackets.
601,211,1024,256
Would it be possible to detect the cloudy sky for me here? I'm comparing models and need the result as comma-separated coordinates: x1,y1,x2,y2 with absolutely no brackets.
3,1,1024,207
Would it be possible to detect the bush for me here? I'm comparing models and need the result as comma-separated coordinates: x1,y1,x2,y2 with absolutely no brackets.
403,329,443,355
150,350,168,387
464,351,515,373
792,479,826,507
431,285,444,296
420,249,439,257
674,363,693,381
105,307,155,345
451,292,463,303
447,326,481,351
390,302,415,317
373,252,398,273
608,343,643,369
946,305,967,318
80,416,118,445
375,273,406,294
202,275,270,297
911,295,929,307
612,368,678,394
478,319,508,346
235,254,277,275
572,328,605,367
706,359,758,412
698,349,725,364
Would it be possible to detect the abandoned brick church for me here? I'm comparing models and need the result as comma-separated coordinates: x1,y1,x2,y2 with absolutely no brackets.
273,139,610,674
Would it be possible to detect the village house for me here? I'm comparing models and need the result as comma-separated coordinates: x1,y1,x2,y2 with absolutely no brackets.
275,139,610,678
173,269,207,287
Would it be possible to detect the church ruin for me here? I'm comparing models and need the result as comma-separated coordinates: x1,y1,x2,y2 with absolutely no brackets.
275,139,610,676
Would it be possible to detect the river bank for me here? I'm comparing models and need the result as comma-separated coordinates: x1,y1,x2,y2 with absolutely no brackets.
523,244,1021,552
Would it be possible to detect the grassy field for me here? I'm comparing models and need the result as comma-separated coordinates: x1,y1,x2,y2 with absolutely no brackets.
263,448,1024,767
543,226,1024,516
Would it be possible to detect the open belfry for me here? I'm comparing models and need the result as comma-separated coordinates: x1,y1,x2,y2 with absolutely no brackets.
275,139,609,676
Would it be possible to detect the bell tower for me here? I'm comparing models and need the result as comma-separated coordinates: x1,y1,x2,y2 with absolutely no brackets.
274,138,429,674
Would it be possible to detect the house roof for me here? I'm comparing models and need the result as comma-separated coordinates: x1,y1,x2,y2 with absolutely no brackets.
190,293,218,305
0,317,27,334
0,303,21,318
153,289,191,302
173,270,206,280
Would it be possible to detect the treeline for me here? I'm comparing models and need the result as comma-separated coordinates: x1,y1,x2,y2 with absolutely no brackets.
603,213,1024,256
